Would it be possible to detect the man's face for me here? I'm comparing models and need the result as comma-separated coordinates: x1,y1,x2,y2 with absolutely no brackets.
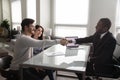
95,21,108,34
27,24,35,35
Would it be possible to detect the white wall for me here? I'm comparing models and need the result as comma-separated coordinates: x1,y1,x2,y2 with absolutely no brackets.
0,0,2,22
2,0,11,21
21,0,50,29
21,0,26,19
40,0,50,29
88,0,117,35
0,0,11,26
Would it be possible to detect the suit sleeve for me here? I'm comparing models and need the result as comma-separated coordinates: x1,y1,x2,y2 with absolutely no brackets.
75,35,94,44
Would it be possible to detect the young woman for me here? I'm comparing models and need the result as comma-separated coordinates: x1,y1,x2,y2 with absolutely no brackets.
32,25,44,55
32,25,55,80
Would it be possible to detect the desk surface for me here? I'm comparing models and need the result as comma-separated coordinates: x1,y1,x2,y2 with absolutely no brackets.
21,44,90,73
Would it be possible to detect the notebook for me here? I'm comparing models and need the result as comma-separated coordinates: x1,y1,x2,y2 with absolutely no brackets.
65,36,79,48
65,48,78,56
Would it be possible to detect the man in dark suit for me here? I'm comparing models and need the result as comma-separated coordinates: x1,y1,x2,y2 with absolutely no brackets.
69,18,116,80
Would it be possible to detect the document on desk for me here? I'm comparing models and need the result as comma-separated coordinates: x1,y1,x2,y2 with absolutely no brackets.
45,52,65,56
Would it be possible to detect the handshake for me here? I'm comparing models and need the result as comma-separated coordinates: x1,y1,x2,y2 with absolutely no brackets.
60,39,73,46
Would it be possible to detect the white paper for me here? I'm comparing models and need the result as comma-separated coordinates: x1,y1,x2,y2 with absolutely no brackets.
45,52,65,56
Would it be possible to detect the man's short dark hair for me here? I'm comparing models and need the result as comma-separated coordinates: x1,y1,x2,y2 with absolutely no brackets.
21,18,35,31
100,18,111,30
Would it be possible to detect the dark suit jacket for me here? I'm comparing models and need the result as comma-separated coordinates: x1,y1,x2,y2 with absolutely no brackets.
75,31,116,65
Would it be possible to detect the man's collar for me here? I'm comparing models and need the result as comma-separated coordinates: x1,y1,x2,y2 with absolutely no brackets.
100,32,108,39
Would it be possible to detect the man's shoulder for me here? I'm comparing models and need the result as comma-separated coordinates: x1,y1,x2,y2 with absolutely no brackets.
106,32,114,38
107,32,116,43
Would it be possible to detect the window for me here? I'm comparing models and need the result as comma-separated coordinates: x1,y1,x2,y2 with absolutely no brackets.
27,0,36,22
55,26,87,37
116,0,120,34
11,0,22,30
53,0,89,37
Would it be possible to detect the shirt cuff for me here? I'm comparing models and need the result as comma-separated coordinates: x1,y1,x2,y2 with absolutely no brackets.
72,39,76,44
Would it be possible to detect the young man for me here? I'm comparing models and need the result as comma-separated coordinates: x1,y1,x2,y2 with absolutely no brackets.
69,18,116,80
9,18,67,80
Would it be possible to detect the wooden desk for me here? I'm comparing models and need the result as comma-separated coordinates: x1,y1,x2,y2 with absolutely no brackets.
20,44,90,80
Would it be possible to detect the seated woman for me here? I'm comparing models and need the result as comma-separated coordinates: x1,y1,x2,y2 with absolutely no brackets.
32,25,55,80
32,25,44,55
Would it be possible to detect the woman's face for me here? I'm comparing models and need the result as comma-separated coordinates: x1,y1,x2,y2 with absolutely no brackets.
34,27,43,37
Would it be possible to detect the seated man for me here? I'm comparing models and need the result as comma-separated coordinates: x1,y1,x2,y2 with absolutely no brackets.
3,18,67,80
68,18,116,80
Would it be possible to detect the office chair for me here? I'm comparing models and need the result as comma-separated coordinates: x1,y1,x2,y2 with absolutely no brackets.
0,55,12,70
86,55,120,80
0,55,19,80
91,58,120,79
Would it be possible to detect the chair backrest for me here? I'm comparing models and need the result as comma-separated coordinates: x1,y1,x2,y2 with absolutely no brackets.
113,33,120,58
0,55,13,69
43,28,52,40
